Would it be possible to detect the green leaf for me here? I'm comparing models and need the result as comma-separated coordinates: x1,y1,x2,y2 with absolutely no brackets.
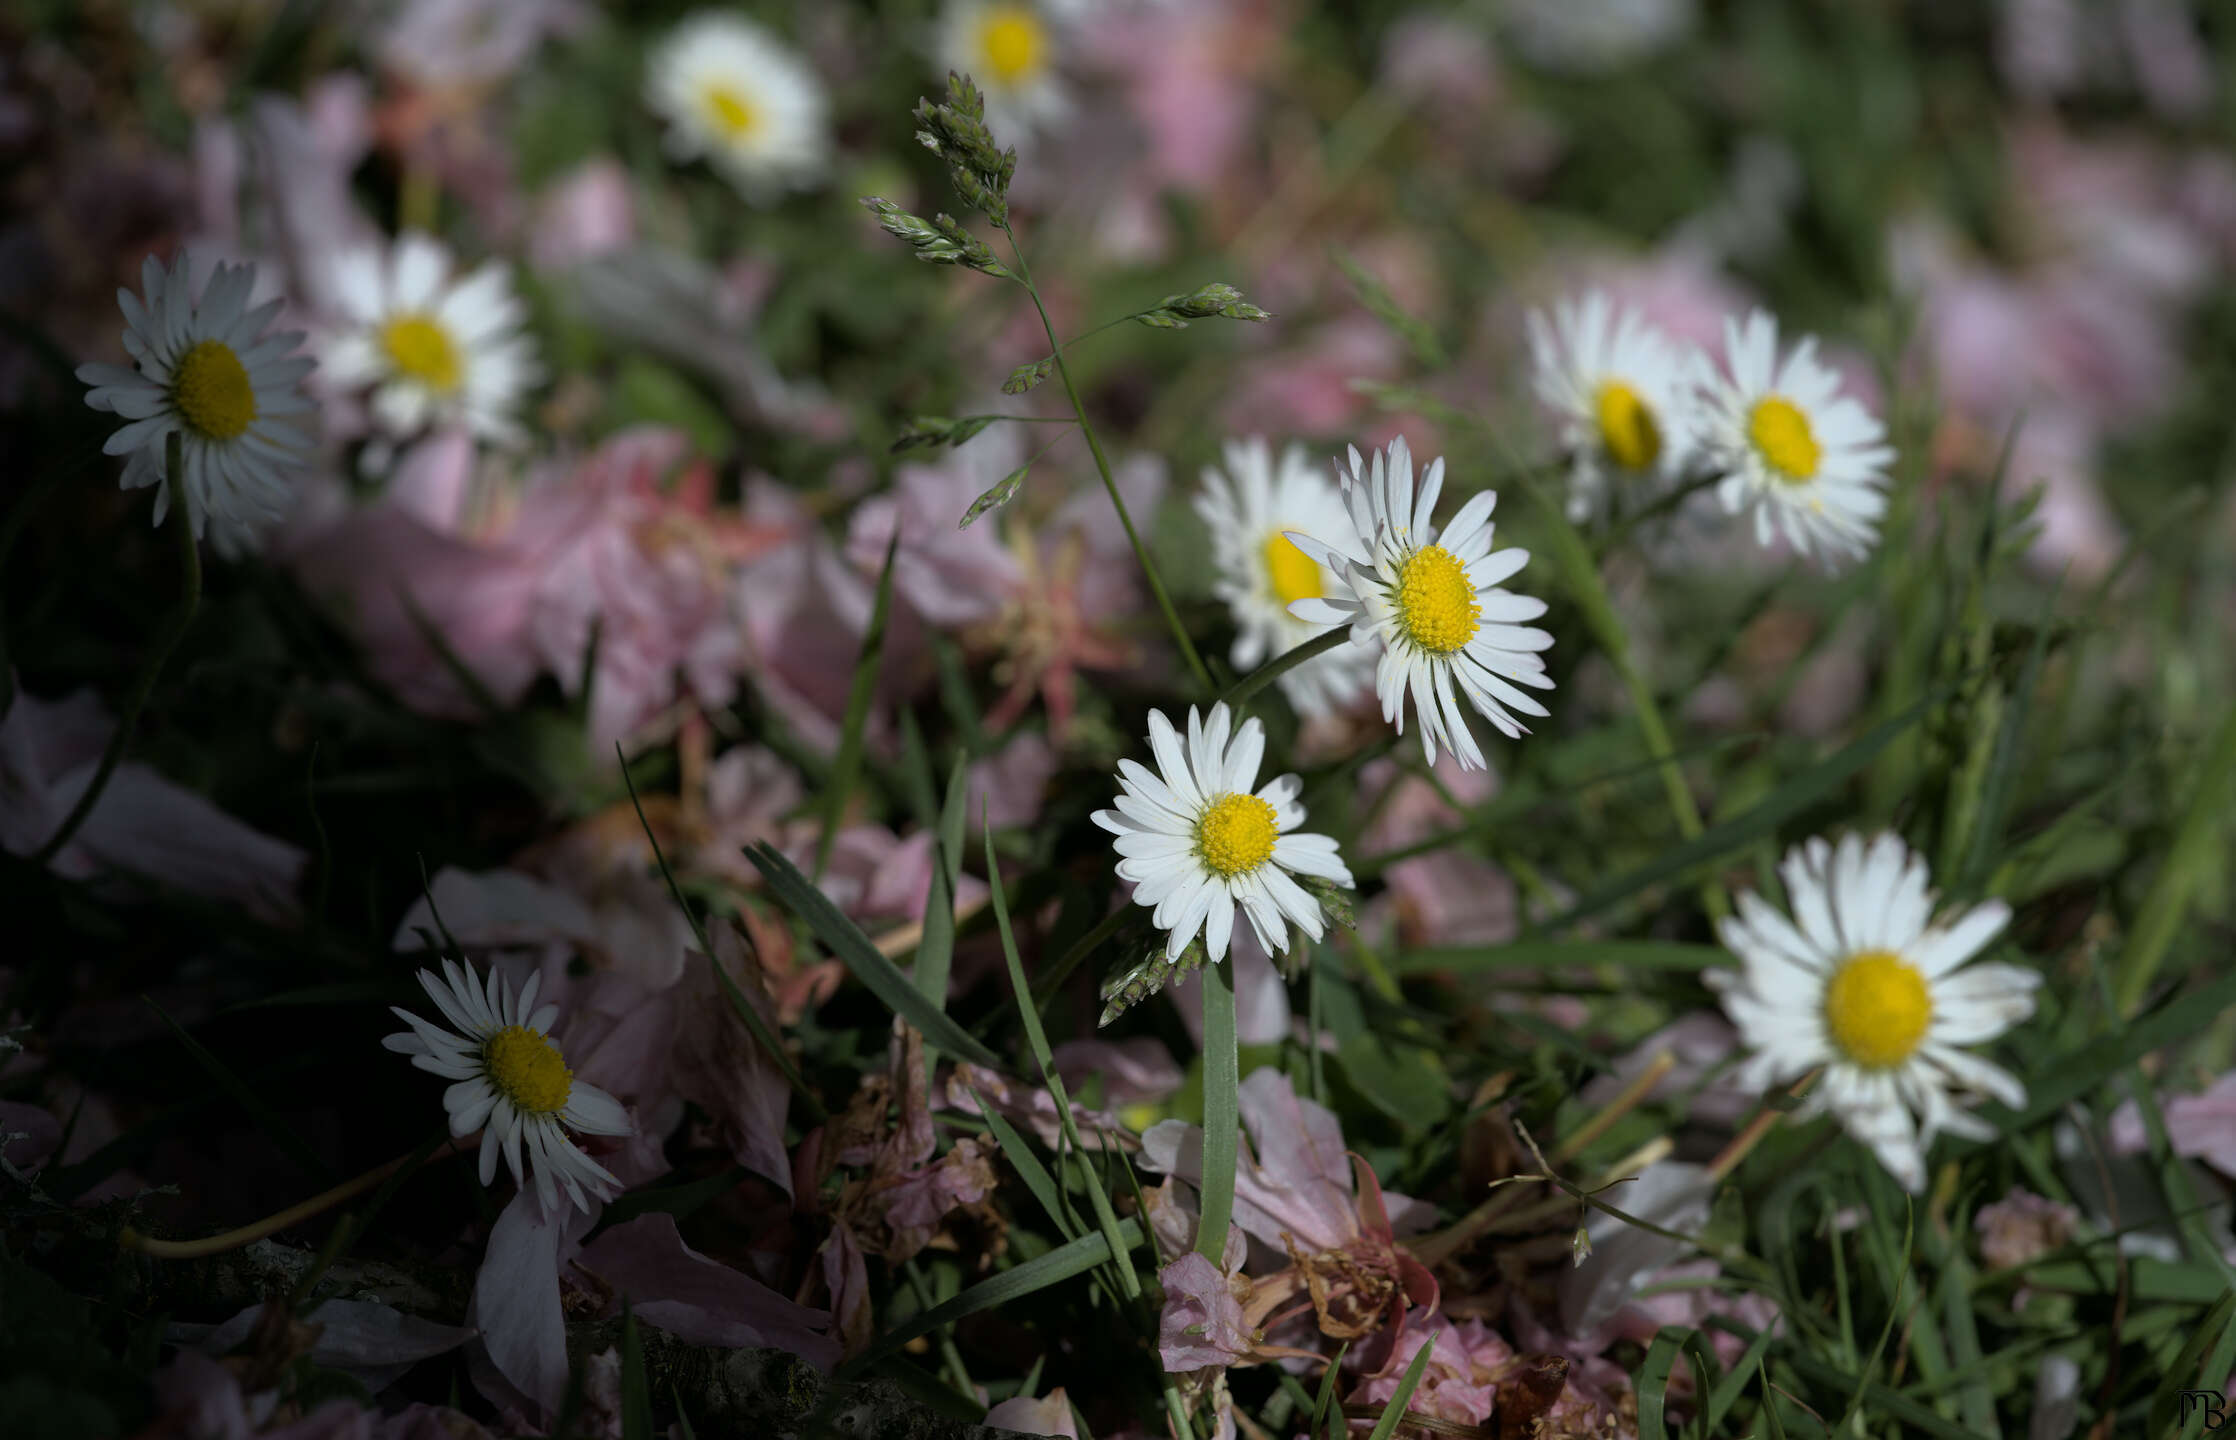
855,1220,1144,1365
815,531,897,880
2112,703,2236,1014
745,842,1001,1069
912,754,971,1077
1196,960,1240,1267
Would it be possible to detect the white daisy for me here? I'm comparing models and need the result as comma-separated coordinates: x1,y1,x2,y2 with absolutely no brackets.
646,13,830,204
1693,309,1895,570
1091,703,1353,964
1708,832,2041,1193
937,0,1071,143
1283,437,1555,772
320,233,541,447
76,253,315,556
384,958,632,1214
1193,437,1376,719
1527,291,1699,523
1504,0,1695,74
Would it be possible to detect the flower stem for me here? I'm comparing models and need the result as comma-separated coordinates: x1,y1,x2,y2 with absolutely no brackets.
1523,475,1730,924
30,432,202,867
120,1139,460,1261
997,221,1213,694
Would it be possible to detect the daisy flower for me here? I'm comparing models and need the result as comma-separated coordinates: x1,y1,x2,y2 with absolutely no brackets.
1092,703,1353,964
384,958,632,1214
1693,309,1895,569
646,13,831,203
1708,832,2040,1193
320,233,541,447
1283,437,1555,771
937,0,1070,142
1193,437,1374,719
1527,291,1698,522
76,253,315,556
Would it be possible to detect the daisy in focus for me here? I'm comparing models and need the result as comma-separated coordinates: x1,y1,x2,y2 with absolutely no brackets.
1194,436,1374,719
1527,291,1698,522
937,0,1070,142
1708,832,2040,1193
384,958,632,1214
76,254,315,556
1092,703,1353,964
646,13,831,203
320,233,541,446
1283,437,1555,771
1693,309,1895,569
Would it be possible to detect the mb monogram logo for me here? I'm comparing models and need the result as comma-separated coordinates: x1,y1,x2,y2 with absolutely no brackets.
2180,1391,2229,1430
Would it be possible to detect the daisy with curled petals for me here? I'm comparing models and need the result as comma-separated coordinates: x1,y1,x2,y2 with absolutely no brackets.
937,0,1071,142
1282,437,1555,772
1693,309,1894,570
1707,832,2040,1193
1093,703,1354,964
384,958,633,1214
76,253,315,556
1193,436,1374,719
320,233,541,447
646,13,831,203
1526,291,1698,523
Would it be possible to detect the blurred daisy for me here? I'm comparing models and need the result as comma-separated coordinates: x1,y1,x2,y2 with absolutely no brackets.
76,254,315,556
1193,437,1374,719
1092,703,1353,964
938,0,1070,142
646,13,830,203
1694,309,1894,569
1708,832,2040,1193
321,233,540,446
1527,291,1697,522
384,958,632,1214
1284,437,1555,771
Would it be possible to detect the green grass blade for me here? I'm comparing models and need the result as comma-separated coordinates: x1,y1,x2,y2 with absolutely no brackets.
1195,958,1239,1266
145,997,335,1185
1363,1329,1438,1440
1982,966,2236,1137
2152,1288,2236,1437
984,826,1140,1300
815,530,898,880
856,1219,1143,1365
913,754,971,1077
1311,1339,1349,1440
970,1089,1080,1240
1955,581,2063,897
746,841,1000,1068
2112,703,2236,1014
1392,941,1724,975
618,758,824,1120
1635,1327,1720,1440
1532,694,1937,934
619,1302,653,1440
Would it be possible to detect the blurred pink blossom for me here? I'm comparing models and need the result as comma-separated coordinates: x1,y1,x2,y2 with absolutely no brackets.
1,679,305,925
983,1389,1079,1439
531,159,637,269
1976,1187,2082,1270
1158,1251,1255,1371
2109,1071,2236,1177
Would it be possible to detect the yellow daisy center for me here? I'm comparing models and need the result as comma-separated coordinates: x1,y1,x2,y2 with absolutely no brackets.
1261,531,1322,606
484,1024,574,1116
701,82,760,140
1594,379,1662,472
1823,950,1932,1069
1393,544,1480,655
172,339,256,441
1195,792,1278,878
1748,396,1822,482
380,313,462,392
977,5,1046,85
